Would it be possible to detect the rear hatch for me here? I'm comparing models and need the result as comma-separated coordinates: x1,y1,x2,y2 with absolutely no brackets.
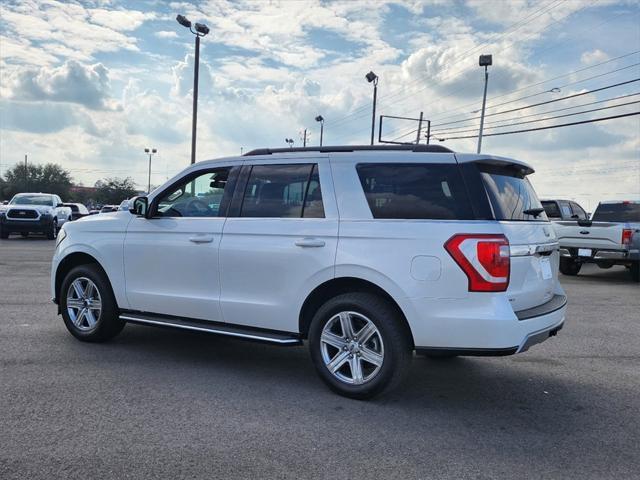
554,220,624,250
474,161,559,312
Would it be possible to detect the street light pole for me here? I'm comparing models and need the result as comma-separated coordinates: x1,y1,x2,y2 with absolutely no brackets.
477,54,492,154
366,71,379,146
315,115,324,146
145,148,157,193
176,15,210,165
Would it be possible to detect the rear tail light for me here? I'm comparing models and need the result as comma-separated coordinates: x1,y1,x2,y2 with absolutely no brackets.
622,228,633,246
445,234,510,292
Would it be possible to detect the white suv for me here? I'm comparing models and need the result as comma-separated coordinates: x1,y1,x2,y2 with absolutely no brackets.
51,145,566,398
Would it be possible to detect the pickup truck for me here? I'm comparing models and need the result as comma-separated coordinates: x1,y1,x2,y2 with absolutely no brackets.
544,200,639,281
0,193,72,239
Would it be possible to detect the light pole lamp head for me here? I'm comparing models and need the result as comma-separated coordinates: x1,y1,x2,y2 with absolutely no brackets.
152,148,157,154
365,71,378,84
479,54,492,67
144,148,150,153
176,14,191,28
315,115,324,123
194,23,210,36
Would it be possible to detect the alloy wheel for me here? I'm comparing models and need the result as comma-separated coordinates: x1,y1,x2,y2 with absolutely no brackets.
320,311,384,385
66,277,102,331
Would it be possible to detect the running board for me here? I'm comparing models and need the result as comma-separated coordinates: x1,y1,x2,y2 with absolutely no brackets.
120,312,302,345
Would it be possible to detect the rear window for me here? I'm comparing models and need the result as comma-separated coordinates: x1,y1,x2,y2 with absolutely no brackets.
356,163,474,220
479,164,548,222
592,202,640,222
541,201,561,218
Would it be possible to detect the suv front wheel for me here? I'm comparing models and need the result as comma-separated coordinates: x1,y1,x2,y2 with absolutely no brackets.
60,264,125,342
308,292,412,399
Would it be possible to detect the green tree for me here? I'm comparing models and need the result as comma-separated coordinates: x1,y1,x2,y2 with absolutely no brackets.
1,162,73,199
94,177,138,205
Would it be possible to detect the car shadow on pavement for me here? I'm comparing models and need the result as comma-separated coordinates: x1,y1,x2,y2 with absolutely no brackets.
72,323,620,439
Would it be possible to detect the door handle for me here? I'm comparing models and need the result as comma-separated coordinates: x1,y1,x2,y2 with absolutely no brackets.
295,238,325,248
189,235,214,244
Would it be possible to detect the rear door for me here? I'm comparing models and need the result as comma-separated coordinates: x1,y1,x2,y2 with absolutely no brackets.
219,158,338,333
474,162,559,311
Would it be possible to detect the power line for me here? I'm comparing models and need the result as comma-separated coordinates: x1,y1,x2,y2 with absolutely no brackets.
338,0,608,138
437,111,640,141
430,99,640,136
325,0,571,129
432,63,640,127
389,78,640,142
431,92,640,135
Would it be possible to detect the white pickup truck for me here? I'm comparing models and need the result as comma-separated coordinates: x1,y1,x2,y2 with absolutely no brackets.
0,193,72,240
543,200,640,281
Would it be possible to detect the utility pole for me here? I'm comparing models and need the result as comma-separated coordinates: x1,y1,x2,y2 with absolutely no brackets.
303,128,307,147
477,54,492,154
415,112,424,145
24,154,28,191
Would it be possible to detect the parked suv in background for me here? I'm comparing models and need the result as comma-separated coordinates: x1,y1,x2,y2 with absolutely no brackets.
1,193,71,239
51,145,566,398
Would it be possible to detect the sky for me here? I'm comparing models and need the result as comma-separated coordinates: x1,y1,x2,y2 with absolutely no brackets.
1,0,639,209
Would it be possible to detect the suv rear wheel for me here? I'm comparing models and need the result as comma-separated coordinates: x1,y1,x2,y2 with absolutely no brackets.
60,264,125,342
308,292,412,399
560,258,581,276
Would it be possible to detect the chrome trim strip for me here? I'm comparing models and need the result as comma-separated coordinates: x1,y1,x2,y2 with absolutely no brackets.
120,315,301,345
510,241,559,257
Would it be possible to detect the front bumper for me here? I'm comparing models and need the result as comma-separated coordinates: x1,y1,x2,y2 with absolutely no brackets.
0,215,53,233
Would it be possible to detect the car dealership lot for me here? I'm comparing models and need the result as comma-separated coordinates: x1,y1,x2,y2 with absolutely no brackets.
1,239,638,479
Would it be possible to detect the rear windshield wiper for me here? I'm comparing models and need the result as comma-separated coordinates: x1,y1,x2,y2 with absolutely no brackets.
523,208,545,218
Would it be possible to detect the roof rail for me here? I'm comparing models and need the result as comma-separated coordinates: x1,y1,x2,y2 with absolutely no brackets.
243,144,453,156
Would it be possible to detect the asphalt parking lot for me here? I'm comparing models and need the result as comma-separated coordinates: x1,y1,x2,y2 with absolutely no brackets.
1,238,638,479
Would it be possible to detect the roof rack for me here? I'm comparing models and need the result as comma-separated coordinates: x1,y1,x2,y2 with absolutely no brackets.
243,144,453,156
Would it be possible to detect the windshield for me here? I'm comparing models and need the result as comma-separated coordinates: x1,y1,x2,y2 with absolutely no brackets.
479,164,548,222
592,202,640,222
10,195,54,206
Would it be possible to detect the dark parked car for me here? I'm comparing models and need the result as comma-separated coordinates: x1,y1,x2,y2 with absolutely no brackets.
63,203,90,221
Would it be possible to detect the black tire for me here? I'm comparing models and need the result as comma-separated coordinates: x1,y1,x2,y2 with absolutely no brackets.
60,264,125,342
20,232,29,238
631,262,639,282
46,219,57,240
308,292,412,400
597,261,614,269
0,226,8,239
560,258,581,276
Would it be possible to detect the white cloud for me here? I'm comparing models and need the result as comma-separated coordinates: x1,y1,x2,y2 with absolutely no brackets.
581,49,610,65
154,31,179,39
4,61,120,111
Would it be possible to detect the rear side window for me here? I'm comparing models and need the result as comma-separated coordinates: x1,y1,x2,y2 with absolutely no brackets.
240,164,324,218
592,202,640,222
356,163,474,220
541,201,561,218
478,164,548,222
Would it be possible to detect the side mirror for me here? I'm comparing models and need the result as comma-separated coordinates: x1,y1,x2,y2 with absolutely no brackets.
130,196,149,217
2,200,8,205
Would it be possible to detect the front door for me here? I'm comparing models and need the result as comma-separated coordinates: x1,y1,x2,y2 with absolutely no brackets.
124,166,237,321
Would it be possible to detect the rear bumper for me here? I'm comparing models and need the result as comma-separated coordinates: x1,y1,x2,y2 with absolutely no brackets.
402,291,567,355
560,247,639,262
0,215,53,233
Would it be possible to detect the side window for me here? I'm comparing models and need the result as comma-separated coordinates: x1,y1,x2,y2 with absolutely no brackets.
240,164,324,218
570,202,587,220
541,201,561,219
156,167,232,218
560,202,572,219
356,163,474,220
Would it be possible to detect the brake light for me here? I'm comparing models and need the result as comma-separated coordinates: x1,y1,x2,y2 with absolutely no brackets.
622,229,633,246
445,234,510,292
